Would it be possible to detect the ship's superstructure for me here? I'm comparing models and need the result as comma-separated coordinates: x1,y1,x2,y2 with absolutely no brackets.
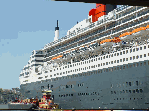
19,5,149,109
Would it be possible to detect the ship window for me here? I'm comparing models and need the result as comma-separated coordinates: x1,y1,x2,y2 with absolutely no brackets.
129,82,131,86
109,55,110,58
120,52,122,55
123,58,125,62
139,62,142,66
136,48,139,51
103,56,105,59
133,49,135,52
123,66,125,70
136,81,139,86
114,60,116,63
117,60,119,63
136,89,139,93
129,90,131,93
98,64,100,67
130,49,132,53
133,90,135,93
106,62,108,65
126,90,128,93
123,51,125,54
98,58,100,60
130,57,132,60
144,46,146,49
140,47,142,50
133,56,135,60
111,61,113,64
114,53,116,56
140,89,143,93
111,68,113,72
111,91,113,94
111,54,113,57
126,50,128,54
133,64,135,67
101,57,102,60
144,54,146,57
117,67,119,70
144,62,146,65
117,53,119,56
114,67,116,71
126,58,128,61
120,59,122,62
136,63,139,67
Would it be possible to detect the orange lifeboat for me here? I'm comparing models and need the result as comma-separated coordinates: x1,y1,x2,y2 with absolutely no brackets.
51,55,63,60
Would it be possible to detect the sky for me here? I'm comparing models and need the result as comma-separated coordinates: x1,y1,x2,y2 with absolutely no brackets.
0,0,99,89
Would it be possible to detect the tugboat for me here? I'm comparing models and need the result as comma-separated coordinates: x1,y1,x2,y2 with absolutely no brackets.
38,90,59,109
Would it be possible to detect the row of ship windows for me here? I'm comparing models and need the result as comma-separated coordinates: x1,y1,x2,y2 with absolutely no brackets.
59,97,143,102
78,92,100,96
50,61,149,81
59,89,143,98
111,81,141,88
59,94,73,97
51,60,149,77
114,97,143,101
78,97,143,102
111,89,143,94
52,45,148,72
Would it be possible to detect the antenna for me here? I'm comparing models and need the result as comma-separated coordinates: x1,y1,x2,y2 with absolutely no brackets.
57,20,58,27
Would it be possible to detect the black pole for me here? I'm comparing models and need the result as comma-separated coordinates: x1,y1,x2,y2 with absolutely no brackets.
57,20,58,27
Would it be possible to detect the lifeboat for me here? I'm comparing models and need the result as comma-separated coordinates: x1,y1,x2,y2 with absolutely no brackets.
51,55,63,60
100,39,113,47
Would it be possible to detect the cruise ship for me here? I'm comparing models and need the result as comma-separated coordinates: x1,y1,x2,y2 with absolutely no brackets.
19,4,149,109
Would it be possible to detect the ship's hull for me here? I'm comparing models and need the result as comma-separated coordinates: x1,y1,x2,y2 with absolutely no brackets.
20,59,149,109
8,103,34,110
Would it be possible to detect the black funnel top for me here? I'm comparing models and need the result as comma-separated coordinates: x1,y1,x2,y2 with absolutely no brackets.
55,20,59,31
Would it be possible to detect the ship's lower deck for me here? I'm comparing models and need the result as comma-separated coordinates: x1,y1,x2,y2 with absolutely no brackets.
20,60,149,109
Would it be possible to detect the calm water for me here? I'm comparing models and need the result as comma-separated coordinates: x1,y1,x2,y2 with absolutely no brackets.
0,104,29,111
0,104,8,109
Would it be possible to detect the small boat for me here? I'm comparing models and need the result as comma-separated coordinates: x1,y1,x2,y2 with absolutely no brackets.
8,98,36,110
